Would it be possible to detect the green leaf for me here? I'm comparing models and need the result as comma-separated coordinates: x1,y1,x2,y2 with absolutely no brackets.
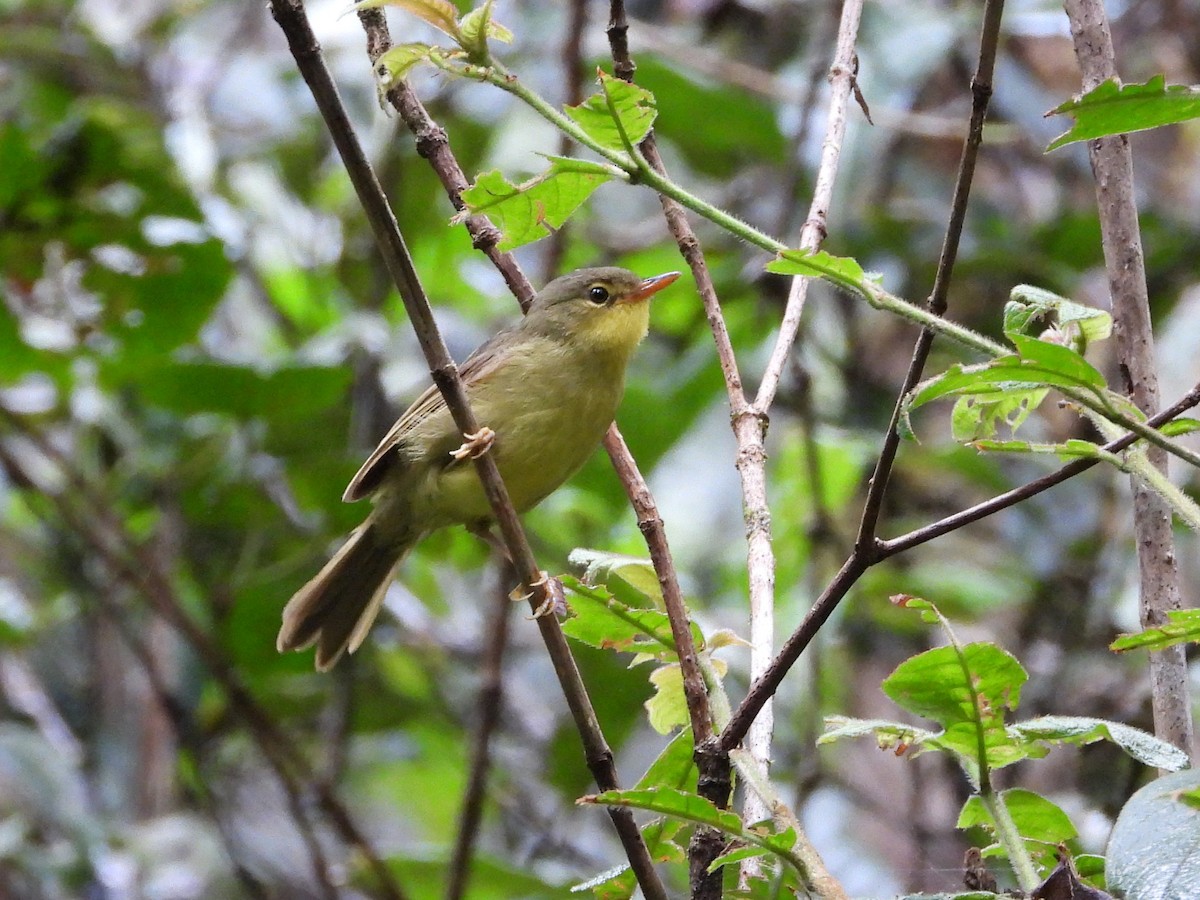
457,0,513,57
905,341,1109,434
950,387,1049,442
352,0,461,38
636,729,697,792
565,72,657,153
560,576,697,659
817,715,939,752
764,248,869,294
644,664,687,734
1160,417,1200,437
568,548,664,608
1111,608,1200,652
457,158,616,250
1009,715,1190,771
958,789,1077,870
968,438,1102,459
884,643,1026,728
580,787,805,874
374,42,438,83
883,643,1028,778
1047,75,1200,151
1006,285,1112,347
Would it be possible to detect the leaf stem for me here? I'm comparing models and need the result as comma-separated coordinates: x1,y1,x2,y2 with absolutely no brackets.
981,790,1040,891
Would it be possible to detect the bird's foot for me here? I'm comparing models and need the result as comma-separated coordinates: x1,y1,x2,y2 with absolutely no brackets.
510,572,567,618
450,426,496,461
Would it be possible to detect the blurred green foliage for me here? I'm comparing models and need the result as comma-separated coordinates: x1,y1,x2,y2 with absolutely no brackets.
2,0,1199,897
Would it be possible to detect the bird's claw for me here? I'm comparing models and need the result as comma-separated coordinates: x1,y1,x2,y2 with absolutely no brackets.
509,572,567,618
450,426,496,461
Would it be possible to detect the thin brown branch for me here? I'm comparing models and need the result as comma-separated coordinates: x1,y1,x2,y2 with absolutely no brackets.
1063,0,1194,759
607,5,728,895
882,381,1200,554
446,563,514,900
542,0,589,283
854,0,1006,552
270,4,668,896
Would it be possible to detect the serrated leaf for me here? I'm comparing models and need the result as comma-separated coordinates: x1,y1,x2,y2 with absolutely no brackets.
817,716,938,752
457,0,512,57
906,346,1107,428
883,643,1028,779
1111,608,1200,652
1009,715,1190,771
884,643,1026,727
458,158,615,250
559,576,701,660
1009,333,1106,389
353,0,460,37
764,248,868,294
565,72,657,153
581,786,744,834
1005,285,1113,348
374,42,438,84
1047,75,1200,151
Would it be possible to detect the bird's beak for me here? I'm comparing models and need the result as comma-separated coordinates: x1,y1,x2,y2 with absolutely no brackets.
618,271,681,304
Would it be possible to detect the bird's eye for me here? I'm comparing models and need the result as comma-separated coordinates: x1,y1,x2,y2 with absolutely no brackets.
587,285,610,305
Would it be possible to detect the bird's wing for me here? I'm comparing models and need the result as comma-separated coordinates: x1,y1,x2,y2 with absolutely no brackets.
342,333,512,502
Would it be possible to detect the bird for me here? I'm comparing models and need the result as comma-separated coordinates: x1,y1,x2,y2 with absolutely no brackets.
278,266,681,670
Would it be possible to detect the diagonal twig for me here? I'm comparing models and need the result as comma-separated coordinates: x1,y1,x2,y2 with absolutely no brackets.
269,3,668,896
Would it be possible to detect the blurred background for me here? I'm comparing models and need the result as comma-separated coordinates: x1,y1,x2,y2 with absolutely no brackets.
2,0,1199,896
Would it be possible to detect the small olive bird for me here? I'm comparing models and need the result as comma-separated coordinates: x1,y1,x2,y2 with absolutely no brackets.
278,267,680,670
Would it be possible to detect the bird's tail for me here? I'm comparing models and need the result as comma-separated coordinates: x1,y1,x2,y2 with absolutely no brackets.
277,519,417,671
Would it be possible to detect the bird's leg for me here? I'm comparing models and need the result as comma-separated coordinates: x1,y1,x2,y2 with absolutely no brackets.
466,526,567,618
450,426,496,461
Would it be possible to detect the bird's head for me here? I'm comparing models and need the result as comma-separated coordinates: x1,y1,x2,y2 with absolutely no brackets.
526,266,680,355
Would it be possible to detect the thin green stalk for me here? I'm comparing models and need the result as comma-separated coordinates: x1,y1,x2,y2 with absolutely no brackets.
444,52,1200,474
981,790,1040,891
698,656,732,732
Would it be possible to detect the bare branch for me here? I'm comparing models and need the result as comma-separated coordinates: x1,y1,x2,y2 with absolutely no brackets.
854,0,1007,550
1063,0,1194,760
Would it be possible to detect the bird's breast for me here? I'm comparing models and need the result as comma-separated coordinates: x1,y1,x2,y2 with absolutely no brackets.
409,336,629,525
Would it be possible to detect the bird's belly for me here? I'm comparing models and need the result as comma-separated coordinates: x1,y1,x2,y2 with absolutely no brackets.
418,381,618,526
